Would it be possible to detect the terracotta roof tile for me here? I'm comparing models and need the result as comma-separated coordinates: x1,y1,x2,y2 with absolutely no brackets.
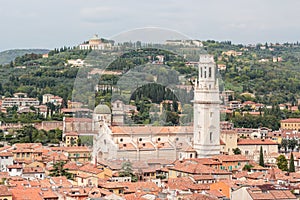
0,185,12,197
64,117,93,122
238,139,277,145
79,163,103,175
281,118,300,123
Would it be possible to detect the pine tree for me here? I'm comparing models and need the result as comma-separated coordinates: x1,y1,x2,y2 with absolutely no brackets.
289,152,295,172
259,146,265,167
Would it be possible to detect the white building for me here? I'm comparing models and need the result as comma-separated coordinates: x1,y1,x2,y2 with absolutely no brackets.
7,164,23,176
42,94,63,106
237,139,278,161
2,97,39,108
79,34,113,50
0,152,13,172
193,54,221,157
93,54,221,161
22,167,45,180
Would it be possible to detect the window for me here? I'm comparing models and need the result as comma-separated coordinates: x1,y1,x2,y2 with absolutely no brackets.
245,150,249,155
210,132,213,143
200,67,203,78
210,112,213,118
209,67,212,78
120,138,123,142
139,138,142,142
158,138,161,141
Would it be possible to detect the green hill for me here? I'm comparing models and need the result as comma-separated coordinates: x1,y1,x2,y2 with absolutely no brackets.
0,49,49,65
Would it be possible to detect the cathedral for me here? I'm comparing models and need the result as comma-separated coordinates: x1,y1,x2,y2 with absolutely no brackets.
92,54,221,161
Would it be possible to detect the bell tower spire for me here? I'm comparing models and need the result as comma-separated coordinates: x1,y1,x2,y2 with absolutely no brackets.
193,54,220,157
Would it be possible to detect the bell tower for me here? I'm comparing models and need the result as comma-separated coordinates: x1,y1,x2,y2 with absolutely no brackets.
193,54,220,157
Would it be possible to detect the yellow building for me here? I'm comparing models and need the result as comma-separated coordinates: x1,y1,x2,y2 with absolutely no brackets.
212,155,249,171
76,163,106,187
280,118,300,130
12,143,43,161
99,182,125,195
220,130,238,155
65,146,91,162
64,132,79,147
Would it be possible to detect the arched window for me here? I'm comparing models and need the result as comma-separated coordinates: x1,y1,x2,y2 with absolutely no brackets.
209,67,212,78
210,132,213,143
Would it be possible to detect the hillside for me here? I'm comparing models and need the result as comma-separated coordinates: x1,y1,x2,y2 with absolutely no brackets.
0,49,49,65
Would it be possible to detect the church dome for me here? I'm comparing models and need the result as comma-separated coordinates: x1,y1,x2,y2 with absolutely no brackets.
94,104,111,114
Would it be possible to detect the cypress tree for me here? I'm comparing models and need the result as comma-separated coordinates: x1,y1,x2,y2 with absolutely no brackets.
259,146,265,167
289,152,295,172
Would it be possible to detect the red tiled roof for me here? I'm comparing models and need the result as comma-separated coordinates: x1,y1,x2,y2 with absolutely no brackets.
64,132,79,136
23,167,44,174
79,163,103,175
0,152,13,156
281,118,300,123
7,164,23,169
0,185,12,197
64,117,92,122
237,139,277,145
212,155,249,162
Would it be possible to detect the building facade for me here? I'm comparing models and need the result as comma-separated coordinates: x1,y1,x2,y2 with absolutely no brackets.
92,54,222,161
193,54,221,157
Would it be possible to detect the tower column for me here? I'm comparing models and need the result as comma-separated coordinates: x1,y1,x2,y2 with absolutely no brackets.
193,54,220,158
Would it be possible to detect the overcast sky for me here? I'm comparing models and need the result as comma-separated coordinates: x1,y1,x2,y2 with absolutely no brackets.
1,0,300,51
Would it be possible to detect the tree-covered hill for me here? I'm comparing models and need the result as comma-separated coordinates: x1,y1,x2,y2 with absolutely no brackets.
0,49,49,65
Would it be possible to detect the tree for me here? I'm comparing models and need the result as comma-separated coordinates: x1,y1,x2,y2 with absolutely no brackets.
289,152,295,172
277,155,288,171
243,164,254,172
259,146,264,167
49,161,73,180
119,161,137,182
288,139,298,152
281,139,288,153
233,148,241,155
